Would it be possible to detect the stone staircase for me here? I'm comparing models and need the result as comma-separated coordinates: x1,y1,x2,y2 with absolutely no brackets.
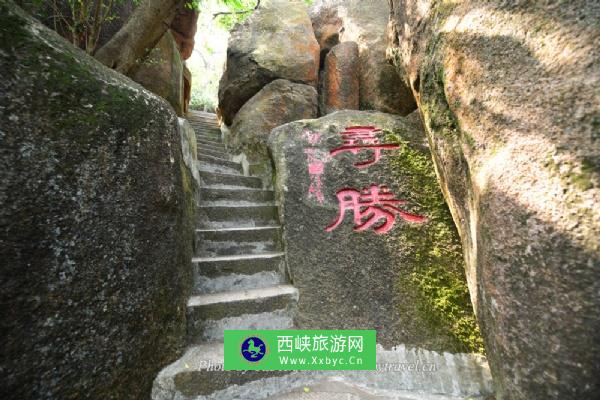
152,111,298,400
152,111,494,400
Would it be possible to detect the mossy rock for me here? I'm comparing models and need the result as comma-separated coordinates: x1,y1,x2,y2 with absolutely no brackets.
0,2,195,399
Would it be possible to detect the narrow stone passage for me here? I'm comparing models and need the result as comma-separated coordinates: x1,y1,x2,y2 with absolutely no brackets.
189,110,297,340
152,112,494,400
152,111,298,399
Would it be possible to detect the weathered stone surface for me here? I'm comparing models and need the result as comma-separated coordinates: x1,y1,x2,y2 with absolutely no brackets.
309,0,416,115
269,110,483,352
170,6,199,60
130,30,184,116
229,79,318,167
218,0,320,125
320,41,360,115
388,1,600,398
178,118,200,193
183,63,191,114
96,1,136,48
309,2,342,54
0,3,195,399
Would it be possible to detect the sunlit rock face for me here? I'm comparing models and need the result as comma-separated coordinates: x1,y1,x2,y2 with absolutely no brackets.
130,31,185,116
218,0,320,125
170,6,199,60
320,41,360,115
229,79,318,172
0,3,195,398
269,110,483,353
388,1,600,398
309,0,416,115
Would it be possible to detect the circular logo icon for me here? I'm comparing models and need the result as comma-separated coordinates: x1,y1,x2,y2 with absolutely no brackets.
241,336,266,362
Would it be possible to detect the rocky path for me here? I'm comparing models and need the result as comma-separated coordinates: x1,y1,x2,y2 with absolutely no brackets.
152,111,298,399
152,111,493,400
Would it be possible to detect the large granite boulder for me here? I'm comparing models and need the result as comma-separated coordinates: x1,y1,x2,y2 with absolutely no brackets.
0,2,195,399
309,0,416,115
309,1,343,54
130,30,184,116
388,1,600,398
320,41,360,115
269,110,483,352
229,79,318,167
170,6,199,60
218,0,320,125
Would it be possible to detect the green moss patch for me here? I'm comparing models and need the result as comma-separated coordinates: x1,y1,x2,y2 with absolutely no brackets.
385,132,484,354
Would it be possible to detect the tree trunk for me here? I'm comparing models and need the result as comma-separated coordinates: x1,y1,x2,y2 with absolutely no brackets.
94,0,184,74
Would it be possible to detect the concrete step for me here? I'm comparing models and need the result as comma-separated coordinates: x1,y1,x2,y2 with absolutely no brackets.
197,155,243,174
201,187,274,203
152,342,291,400
197,205,278,228
194,270,284,294
195,227,281,254
193,252,285,278
199,171,263,189
187,285,298,339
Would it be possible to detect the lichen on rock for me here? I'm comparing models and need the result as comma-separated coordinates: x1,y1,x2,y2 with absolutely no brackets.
0,2,195,398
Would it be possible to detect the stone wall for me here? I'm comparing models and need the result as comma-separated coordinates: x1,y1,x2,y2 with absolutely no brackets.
0,2,196,399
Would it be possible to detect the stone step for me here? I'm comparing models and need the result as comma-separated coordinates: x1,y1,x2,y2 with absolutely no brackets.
192,126,220,135
198,162,241,175
196,132,222,142
194,270,284,294
197,140,226,153
201,187,275,203
197,205,278,227
195,309,295,343
187,285,298,339
192,252,285,278
189,118,218,125
191,120,218,126
196,226,280,244
264,380,480,400
189,116,218,124
199,171,262,189
153,343,494,400
151,342,291,399
198,148,229,160
196,238,279,257
197,137,224,147
197,155,243,174
191,119,219,125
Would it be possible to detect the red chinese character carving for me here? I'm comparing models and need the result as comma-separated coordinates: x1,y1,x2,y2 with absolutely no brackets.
303,129,322,145
330,126,399,168
325,185,426,234
304,148,328,204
